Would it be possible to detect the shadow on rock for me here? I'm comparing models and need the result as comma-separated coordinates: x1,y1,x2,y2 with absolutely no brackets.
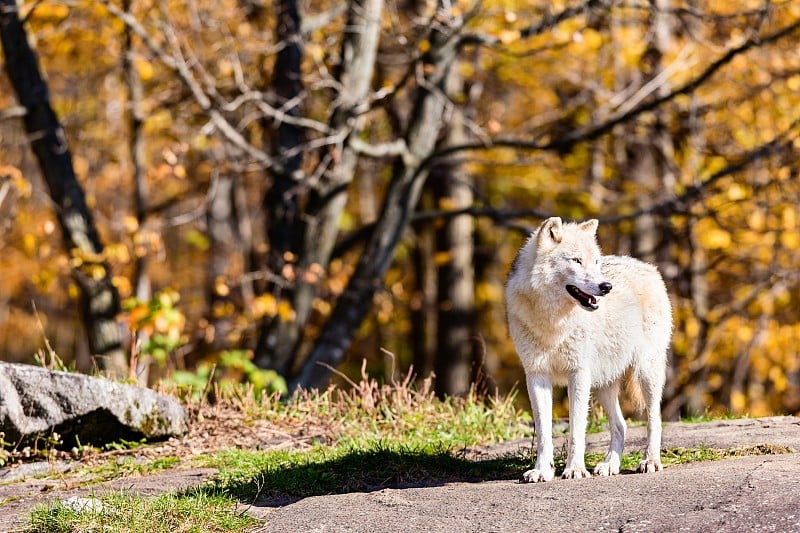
192,445,534,508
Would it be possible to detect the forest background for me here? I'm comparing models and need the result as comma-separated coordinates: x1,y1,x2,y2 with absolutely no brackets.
1,0,799,420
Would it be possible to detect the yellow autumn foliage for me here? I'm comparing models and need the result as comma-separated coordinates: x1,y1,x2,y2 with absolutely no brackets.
0,0,798,417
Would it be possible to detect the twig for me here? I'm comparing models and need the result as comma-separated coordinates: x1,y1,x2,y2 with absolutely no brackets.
31,301,59,369
435,17,800,162
100,0,282,171
198,363,217,414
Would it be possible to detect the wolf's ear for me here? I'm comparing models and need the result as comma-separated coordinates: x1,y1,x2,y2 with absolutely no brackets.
538,217,563,245
579,219,598,234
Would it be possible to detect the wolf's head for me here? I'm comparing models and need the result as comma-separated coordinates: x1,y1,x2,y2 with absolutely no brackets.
534,217,612,312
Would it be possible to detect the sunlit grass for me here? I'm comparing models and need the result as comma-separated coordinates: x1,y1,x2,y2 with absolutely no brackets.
27,375,532,532
232,370,532,449
79,456,183,484
196,442,532,502
29,490,257,533
679,409,744,423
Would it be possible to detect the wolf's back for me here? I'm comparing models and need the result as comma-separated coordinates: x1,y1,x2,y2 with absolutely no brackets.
601,255,673,342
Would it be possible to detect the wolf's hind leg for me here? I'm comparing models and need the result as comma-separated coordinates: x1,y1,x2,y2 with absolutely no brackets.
636,366,665,473
593,381,625,476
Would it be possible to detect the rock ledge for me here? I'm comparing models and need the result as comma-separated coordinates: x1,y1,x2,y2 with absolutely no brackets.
0,362,187,447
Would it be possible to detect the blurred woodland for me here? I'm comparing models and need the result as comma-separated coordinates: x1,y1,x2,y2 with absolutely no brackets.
1,0,799,419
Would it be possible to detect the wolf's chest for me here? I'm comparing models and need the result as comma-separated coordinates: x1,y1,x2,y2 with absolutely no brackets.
511,314,588,369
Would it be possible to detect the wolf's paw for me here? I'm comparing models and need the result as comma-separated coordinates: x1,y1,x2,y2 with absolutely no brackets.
636,459,663,473
593,461,620,477
520,467,555,483
561,467,591,479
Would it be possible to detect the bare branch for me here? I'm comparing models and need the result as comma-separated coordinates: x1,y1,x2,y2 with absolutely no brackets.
414,116,800,233
301,3,348,35
459,0,612,48
0,105,25,120
349,137,411,160
437,16,800,163
223,90,331,134
100,0,283,172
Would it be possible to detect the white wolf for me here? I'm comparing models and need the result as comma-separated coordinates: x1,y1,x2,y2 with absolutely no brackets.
505,217,672,482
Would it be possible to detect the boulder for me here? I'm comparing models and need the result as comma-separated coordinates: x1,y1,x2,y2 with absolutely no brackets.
0,362,188,448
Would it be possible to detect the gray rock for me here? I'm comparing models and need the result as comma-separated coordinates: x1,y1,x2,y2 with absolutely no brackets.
62,496,104,514
0,362,188,448
0,460,71,481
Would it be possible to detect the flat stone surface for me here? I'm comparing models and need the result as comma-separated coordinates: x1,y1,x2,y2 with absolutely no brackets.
254,416,800,532
253,453,800,532
0,416,797,532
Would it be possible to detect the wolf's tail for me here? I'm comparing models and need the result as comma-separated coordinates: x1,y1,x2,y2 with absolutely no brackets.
624,370,646,414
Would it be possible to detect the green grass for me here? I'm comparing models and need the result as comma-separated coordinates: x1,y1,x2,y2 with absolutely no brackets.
661,443,793,464
196,442,532,503
26,379,531,532
78,455,183,484
680,411,744,423
29,490,258,533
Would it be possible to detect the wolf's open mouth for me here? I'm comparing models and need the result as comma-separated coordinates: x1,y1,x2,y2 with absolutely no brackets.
566,285,599,311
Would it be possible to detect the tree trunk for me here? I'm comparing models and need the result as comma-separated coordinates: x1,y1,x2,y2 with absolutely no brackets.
631,0,675,263
410,196,437,381
253,0,305,373
262,0,386,373
0,0,126,376
291,12,460,390
642,0,687,419
433,65,475,399
123,0,150,384
206,172,241,351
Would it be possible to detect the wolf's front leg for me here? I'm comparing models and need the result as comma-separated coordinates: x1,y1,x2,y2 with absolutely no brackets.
562,371,592,479
521,374,555,483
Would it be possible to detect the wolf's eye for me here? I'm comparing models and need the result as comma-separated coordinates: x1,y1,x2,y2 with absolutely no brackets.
570,257,582,265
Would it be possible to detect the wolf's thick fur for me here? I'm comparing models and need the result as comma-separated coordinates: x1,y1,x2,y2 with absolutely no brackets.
505,217,672,482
